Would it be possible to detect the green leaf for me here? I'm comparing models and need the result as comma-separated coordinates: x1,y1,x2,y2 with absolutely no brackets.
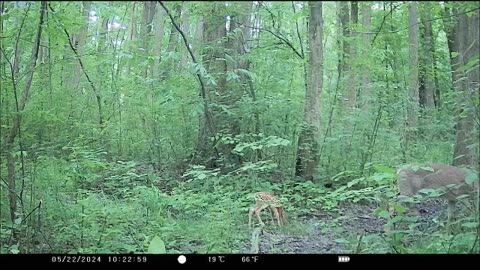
148,236,166,254
392,204,408,214
15,2,28,7
372,165,395,174
10,245,20,254
465,172,478,185
334,238,350,244
291,8,308,21
375,209,391,219
420,166,434,172
461,222,479,229
372,173,390,182
14,217,22,225
457,56,479,72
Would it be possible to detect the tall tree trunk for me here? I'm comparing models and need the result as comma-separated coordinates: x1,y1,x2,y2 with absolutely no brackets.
194,15,204,56
338,1,352,108
163,2,182,78
0,1,5,147
347,1,358,109
152,3,165,78
442,3,457,89
296,2,323,180
128,2,138,41
126,2,138,75
227,1,255,165
72,2,91,89
141,1,156,78
194,2,227,169
452,5,479,168
179,3,190,67
419,3,435,110
95,16,108,127
166,2,182,53
360,2,371,110
193,2,254,172
339,1,350,74
406,3,419,144
6,1,46,223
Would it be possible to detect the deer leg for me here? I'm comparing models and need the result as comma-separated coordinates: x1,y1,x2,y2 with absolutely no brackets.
271,207,281,226
255,210,265,226
255,204,269,226
248,207,255,228
268,207,276,224
447,200,456,232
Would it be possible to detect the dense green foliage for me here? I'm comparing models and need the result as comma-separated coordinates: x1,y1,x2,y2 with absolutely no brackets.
0,1,478,254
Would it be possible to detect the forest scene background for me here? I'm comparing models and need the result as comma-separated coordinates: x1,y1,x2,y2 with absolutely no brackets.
0,1,478,254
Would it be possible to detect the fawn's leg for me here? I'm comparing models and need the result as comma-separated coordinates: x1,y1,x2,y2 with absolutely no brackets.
255,210,265,226
248,207,255,228
271,207,281,227
268,207,276,224
254,203,269,226
276,211,282,226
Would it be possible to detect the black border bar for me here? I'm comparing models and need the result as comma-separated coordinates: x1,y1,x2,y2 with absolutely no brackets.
0,254,478,266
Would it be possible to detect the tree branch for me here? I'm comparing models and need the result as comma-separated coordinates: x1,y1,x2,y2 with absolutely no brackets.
234,21,304,59
370,5,480,45
48,3,103,125
158,1,216,134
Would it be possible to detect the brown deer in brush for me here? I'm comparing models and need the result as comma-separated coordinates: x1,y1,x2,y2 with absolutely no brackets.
248,192,287,228
396,163,479,225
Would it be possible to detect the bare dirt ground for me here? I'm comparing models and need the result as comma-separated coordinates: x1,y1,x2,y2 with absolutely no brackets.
242,200,448,254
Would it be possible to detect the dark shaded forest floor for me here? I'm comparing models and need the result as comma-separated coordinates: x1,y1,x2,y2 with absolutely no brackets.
239,200,447,254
